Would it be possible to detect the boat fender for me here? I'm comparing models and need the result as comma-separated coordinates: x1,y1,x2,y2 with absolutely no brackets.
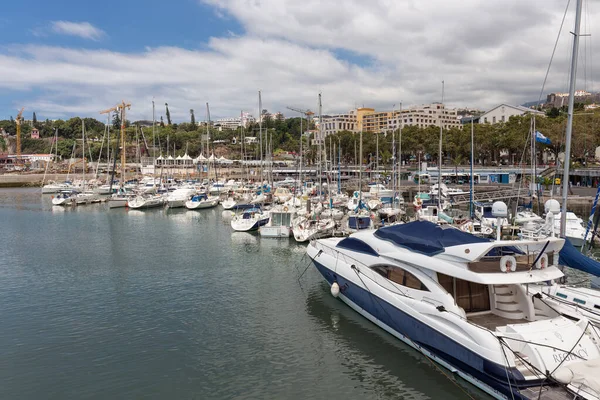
536,253,548,269
500,255,517,273
331,282,340,298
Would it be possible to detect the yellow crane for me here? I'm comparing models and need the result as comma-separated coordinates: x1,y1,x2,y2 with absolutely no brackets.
15,107,24,163
100,101,131,182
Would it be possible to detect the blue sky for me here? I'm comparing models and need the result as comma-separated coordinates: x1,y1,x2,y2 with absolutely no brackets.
1,0,241,51
0,0,595,122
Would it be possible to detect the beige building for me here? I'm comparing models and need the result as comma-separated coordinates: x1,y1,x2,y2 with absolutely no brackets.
365,103,460,133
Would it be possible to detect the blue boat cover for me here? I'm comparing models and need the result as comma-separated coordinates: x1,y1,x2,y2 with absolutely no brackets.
374,220,491,256
336,237,379,257
559,238,600,277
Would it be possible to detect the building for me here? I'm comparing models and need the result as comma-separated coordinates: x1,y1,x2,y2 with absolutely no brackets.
214,112,256,131
362,111,391,133
365,103,460,133
31,128,40,139
479,104,545,124
545,91,600,108
321,110,358,136
317,104,460,137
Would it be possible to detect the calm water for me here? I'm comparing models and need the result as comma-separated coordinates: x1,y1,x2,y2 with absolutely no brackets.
1,188,481,399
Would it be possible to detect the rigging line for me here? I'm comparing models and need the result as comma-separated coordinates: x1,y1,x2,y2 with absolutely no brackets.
348,265,477,400
539,291,600,319
498,339,517,400
528,240,551,272
498,337,545,379
536,0,572,105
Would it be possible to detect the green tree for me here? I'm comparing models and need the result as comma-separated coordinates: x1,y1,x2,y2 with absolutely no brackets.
32,112,37,125
190,109,195,125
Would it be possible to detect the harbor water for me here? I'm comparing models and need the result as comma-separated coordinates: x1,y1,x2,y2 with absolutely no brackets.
0,188,477,400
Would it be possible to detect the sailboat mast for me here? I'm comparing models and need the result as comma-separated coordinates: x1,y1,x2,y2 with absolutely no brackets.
82,120,86,188
560,0,583,237
438,81,444,209
318,93,323,201
258,91,263,184
359,124,363,205
470,118,474,218
299,113,303,194
152,100,156,160
398,102,402,207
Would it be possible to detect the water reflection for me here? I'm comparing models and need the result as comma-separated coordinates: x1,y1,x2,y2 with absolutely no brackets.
304,286,488,400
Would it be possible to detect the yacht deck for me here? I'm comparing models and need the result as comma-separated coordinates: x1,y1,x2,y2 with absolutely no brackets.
468,313,529,330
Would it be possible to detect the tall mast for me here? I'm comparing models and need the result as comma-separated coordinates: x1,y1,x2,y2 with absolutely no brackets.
438,81,444,209
318,93,323,201
560,0,583,237
258,91,263,183
398,102,402,207
152,100,156,161
470,118,474,218
82,120,86,188
359,121,363,206
299,113,303,192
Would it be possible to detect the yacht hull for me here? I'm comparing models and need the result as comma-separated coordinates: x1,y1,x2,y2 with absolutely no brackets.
259,225,291,238
231,217,269,232
108,198,128,208
310,257,542,400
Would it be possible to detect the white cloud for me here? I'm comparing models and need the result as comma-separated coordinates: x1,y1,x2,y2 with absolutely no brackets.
51,21,105,41
1,1,599,121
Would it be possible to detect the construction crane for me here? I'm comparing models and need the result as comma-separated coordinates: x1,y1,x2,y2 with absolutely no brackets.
15,107,24,163
100,101,131,182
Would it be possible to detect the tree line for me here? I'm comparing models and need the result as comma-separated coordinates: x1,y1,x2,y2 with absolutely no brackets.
1,108,599,168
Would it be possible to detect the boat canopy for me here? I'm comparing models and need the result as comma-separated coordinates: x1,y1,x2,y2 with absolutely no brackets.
191,194,208,201
374,221,491,256
336,237,379,257
559,238,600,277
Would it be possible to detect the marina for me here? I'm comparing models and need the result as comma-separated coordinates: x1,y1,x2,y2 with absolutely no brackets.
0,188,475,400
3,0,600,398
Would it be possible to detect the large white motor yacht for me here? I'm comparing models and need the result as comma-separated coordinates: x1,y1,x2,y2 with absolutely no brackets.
307,221,600,400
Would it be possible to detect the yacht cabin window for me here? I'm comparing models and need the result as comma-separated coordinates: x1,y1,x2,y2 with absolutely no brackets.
371,265,429,291
437,273,490,313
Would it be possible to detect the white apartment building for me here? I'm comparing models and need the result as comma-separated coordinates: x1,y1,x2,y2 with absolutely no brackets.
215,112,256,130
385,103,461,132
321,110,358,136
479,104,545,124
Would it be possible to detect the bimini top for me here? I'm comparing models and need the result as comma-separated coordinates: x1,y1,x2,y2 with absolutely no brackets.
374,220,491,256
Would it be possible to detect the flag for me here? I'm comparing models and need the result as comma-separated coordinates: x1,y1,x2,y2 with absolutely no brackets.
535,131,552,145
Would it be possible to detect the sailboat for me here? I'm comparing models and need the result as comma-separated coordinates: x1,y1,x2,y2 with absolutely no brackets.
75,121,101,205
347,120,373,231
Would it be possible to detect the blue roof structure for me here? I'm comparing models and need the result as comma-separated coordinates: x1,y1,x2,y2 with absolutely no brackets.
337,237,379,257
374,221,491,256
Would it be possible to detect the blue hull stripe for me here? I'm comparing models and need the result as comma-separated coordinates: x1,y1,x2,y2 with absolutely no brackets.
312,259,547,399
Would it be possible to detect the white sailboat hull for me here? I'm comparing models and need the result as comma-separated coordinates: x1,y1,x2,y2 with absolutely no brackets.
185,198,219,210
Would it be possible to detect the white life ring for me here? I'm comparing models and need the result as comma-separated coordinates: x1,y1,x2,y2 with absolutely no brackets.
500,255,517,273
536,253,549,269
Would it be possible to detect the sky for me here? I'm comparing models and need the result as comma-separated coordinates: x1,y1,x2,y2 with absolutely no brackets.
0,0,598,122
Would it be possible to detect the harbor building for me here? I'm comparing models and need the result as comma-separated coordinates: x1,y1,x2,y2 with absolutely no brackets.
478,104,545,124
321,110,359,136
319,104,460,136
368,103,460,133
214,112,255,131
